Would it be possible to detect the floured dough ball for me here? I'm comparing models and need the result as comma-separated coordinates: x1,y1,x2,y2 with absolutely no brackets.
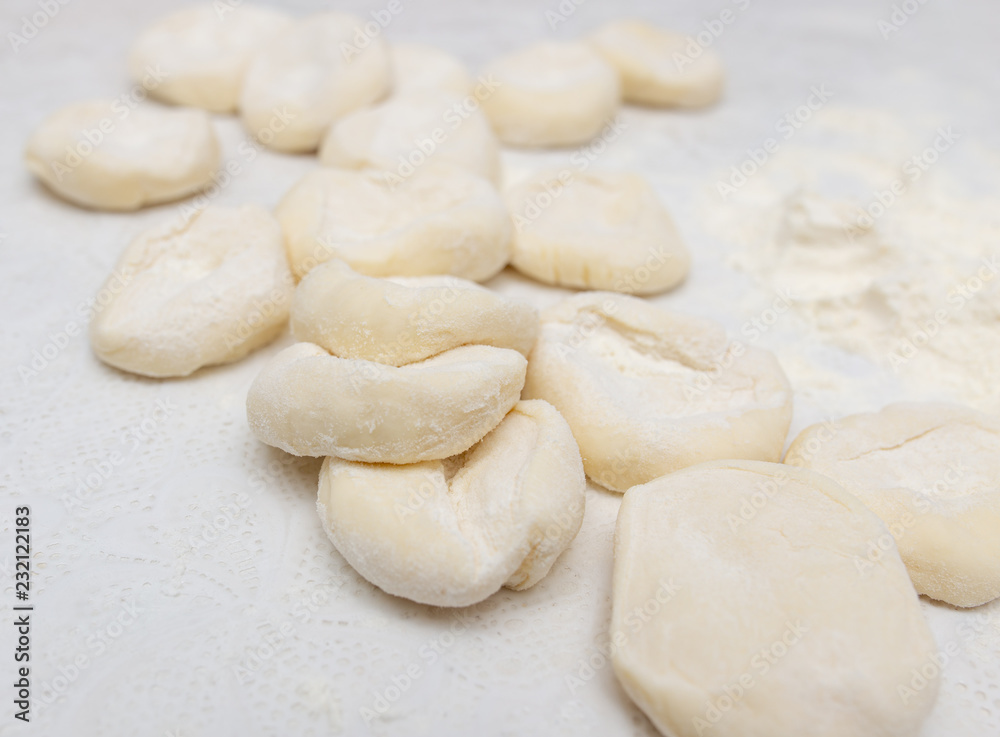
389,43,474,97
128,4,292,113
613,460,939,737
590,19,724,108
275,165,511,281
90,205,292,377
317,400,585,607
239,12,390,152
246,342,526,462
786,403,1000,608
480,41,620,147
319,90,501,184
24,100,220,211
505,170,690,294
291,259,538,366
524,293,792,491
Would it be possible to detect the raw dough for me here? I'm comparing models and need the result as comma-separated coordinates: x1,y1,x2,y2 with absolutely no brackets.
389,43,474,97
128,4,292,112
505,170,690,294
239,12,390,153
275,165,511,281
480,41,620,147
246,342,526,462
24,100,220,211
523,293,792,491
317,399,585,607
613,460,939,737
290,259,538,366
89,205,292,377
590,19,725,108
786,402,1000,607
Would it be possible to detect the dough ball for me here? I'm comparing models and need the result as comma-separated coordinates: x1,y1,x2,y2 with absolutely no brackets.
505,170,690,294
523,293,792,491
589,19,724,108
90,205,292,377
246,342,527,462
319,90,501,184
389,42,474,97
613,460,939,737
239,12,390,153
317,399,585,607
786,402,1000,607
291,259,538,366
275,165,511,282
128,4,292,113
24,100,220,211
480,41,621,147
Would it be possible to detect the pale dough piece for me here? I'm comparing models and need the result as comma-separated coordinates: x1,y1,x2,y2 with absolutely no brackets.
589,19,725,108
246,342,526,462
239,12,390,153
613,460,939,737
290,259,538,366
318,90,500,184
389,43,474,97
786,402,1000,607
523,293,792,491
128,4,292,113
480,41,621,147
90,205,292,377
505,170,690,294
317,400,585,607
24,100,220,211
275,165,511,281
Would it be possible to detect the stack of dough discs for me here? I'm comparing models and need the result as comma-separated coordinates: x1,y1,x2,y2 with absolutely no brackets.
388,43,474,97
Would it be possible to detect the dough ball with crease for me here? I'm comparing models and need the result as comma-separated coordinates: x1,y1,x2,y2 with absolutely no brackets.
505,170,690,294
389,43,474,97
786,402,1000,608
246,342,526,463
523,293,792,491
291,259,538,366
275,165,511,282
613,460,939,737
480,41,620,147
90,205,292,377
25,100,220,211
317,400,585,607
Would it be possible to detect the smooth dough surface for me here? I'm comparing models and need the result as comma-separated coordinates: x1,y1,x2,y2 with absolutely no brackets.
90,205,292,377
128,4,292,112
291,259,538,366
480,41,620,147
523,293,792,491
505,170,690,294
25,100,220,211
246,342,526,462
239,12,390,152
786,402,1000,607
590,19,725,108
389,43,474,97
613,460,939,737
317,399,585,607
275,165,511,281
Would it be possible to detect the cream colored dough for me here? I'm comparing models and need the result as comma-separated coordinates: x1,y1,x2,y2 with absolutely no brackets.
290,260,538,366
590,19,725,108
505,170,690,294
90,205,292,377
246,342,526,462
24,100,220,211
389,43,474,97
786,402,1000,608
317,400,585,607
523,293,792,491
275,165,511,282
239,12,390,153
128,4,292,113
612,460,939,737
480,41,621,147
